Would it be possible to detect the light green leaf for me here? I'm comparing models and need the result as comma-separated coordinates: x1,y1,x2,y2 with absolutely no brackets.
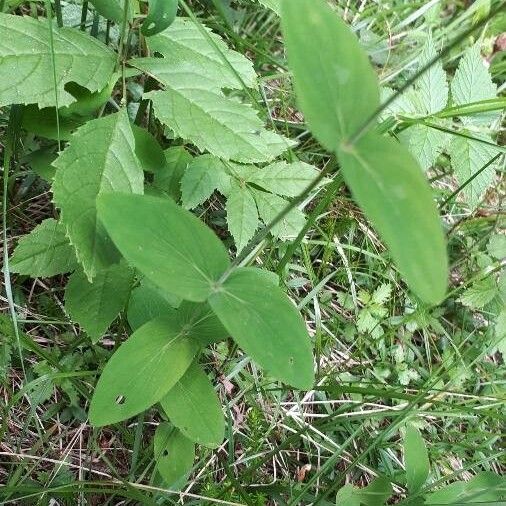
458,276,497,309
127,280,180,331
226,184,259,252
208,267,314,389
52,110,144,281
338,132,447,305
336,477,392,506
415,35,448,114
89,315,200,426
281,0,379,149
404,423,430,494
425,471,506,504
253,190,306,240
10,218,77,277
257,0,281,15
403,124,448,171
335,484,361,506
97,193,230,302
65,264,133,343
487,234,506,260
154,423,195,487
181,155,231,209
0,14,115,108
23,148,57,182
89,0,132,23
451,43,498,125
160,362,224,448
147,88,293,163
142,17,256,89
448,135,500,208
142,0,178,37
132,125,166,174
153,147,193,200
247,161,320,197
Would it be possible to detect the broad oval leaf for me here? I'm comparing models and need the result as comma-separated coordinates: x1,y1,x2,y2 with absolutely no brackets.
281,0,379,149
208,267,314,389
160,362,225,448
132,125,166,173
404,423,430,494
97,193,230,302
89,0,132,23
65,264,134,343
89,315,200,426
10,219,77,277
338,132,448,305
0,14,115,108
142,0,178,37
52,110,144,281
154,423,195,487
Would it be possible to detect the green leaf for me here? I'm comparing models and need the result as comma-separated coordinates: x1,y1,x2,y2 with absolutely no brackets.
153,146,193,200
404,423,430,494
139,17,256,89
335,484,361,506
246,161,321,197
127,280,180,331
97,193,230,302
414,35,448,114
132,125,166,174
53,110,144,281
403,124,448,171
425,472,506,504
10,218,78,277
181,155,231,209
208,267,314,389
147,87,293,163
160,362,224,448
338,132,448,305
458,276,498,309
281,0,379,150
448,135,500,208
0,14,115,108
89,0,131,23
226,184,259,252
65,264,133,343
154,423,195,487
23,148,57,182
487,234,506,260
253,190,306,240
89,315,200,426
258,0,281,14
22,105,84,141
336,477,392,506
451,43,499,125
142,0,178,37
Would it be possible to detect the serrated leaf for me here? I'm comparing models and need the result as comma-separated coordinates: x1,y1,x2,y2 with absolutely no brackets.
425,471,506,504
65,264,133,343
23,148,57,182
404,423,430,494
281,0,379,150
253,190,306,240
142,0,178,37
257,0,281,15
181,155,231,209
154,423,195,487
10,218,77,277
142,17,255,89
247,161,320,197
451,43,498,125
127,280,180,331
147,87,293,163
208,267,314,389
0,14,115,108
153,147,193,200
22,105,83,141
97,193,230,302
414,35,448,114
89,315,200,426
338,132,448,305
160,362,224,448
403,124,448,171
487,234,506,260
226,184,259,252
52,110,144,281
458,276,497,309
448,135,500,208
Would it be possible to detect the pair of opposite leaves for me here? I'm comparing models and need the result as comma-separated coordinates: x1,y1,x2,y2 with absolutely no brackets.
90,0,448,428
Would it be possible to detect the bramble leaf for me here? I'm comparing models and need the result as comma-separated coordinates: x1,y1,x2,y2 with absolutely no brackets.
10,219,77,277
209,267,314,389
0,14,115,108
52,110,144,281
97,193,230,302
226,184,259,252
160,362,225,448
65,263,134,343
